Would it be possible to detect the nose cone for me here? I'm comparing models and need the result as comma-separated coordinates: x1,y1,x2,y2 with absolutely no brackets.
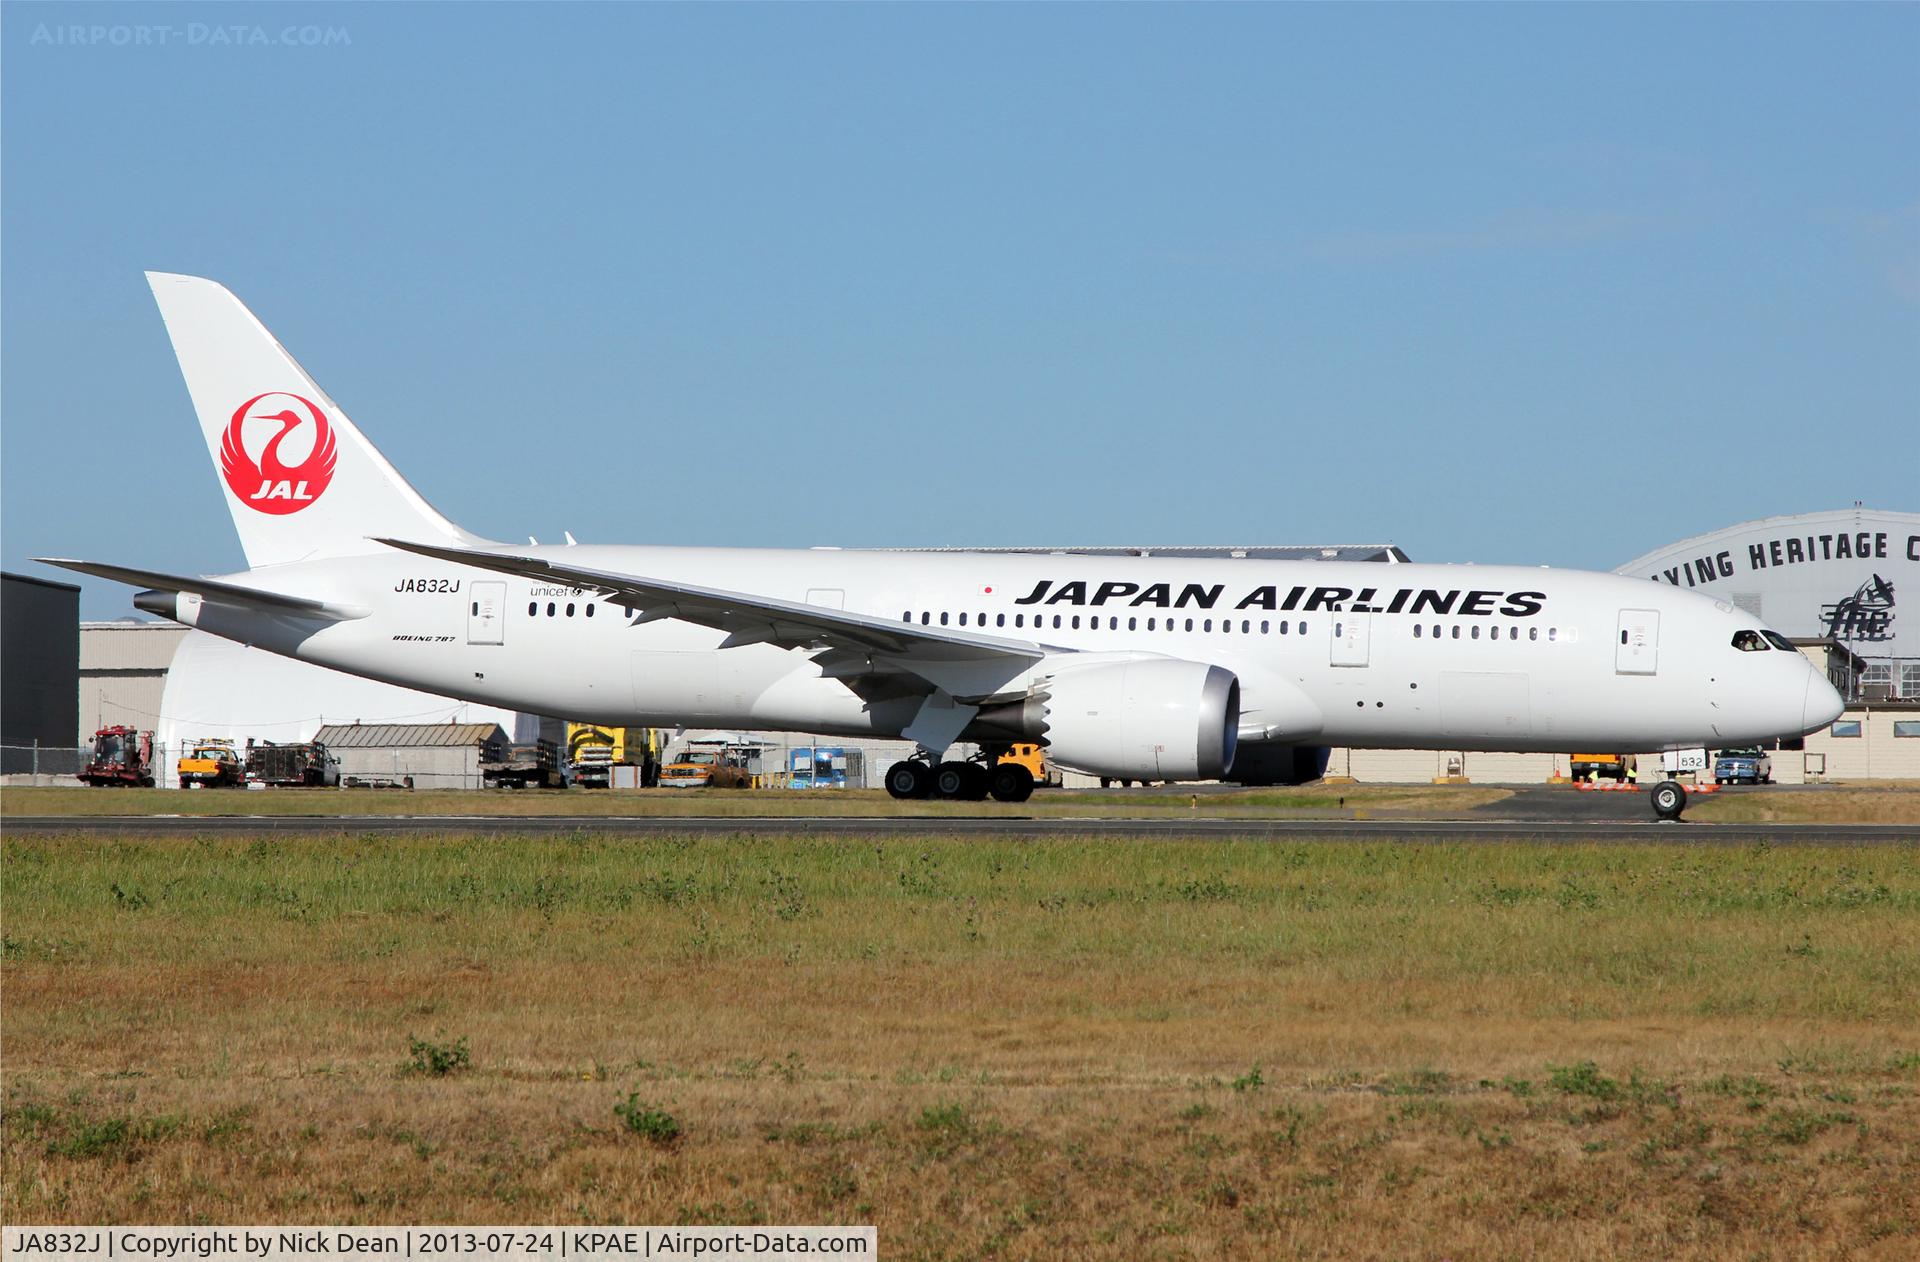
1803,671,1845,733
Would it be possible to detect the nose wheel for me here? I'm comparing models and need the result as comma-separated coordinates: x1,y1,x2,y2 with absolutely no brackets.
1650,779,1688,821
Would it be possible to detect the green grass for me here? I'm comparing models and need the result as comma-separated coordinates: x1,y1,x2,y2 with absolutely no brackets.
0,783,1507,819
6,832,1918,1014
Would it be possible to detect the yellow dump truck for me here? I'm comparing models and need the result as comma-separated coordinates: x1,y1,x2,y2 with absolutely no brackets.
178,738,245,788
566,724,663,788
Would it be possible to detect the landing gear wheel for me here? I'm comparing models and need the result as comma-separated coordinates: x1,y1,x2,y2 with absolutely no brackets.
885,760,931,800
960,763,990,801
988,762,1035,803
1651,780,1688,821
933,761,983,800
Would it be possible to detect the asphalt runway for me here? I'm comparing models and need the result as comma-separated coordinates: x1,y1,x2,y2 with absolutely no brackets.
5,813,1912,844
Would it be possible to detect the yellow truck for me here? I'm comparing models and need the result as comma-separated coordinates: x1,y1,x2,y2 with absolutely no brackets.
1569,753,1631,782
566,724,663,788
178,738,245,788
997,742,1060,788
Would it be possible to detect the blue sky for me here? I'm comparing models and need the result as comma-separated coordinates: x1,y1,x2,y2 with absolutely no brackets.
4,3,1915,618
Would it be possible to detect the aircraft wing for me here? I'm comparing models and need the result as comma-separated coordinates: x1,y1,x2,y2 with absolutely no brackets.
373,539,1047,707
36,558,368,621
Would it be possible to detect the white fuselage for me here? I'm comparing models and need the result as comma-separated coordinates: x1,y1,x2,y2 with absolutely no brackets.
168,546,1837,755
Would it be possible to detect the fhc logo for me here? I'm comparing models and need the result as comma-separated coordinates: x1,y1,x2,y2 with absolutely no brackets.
221,392,337,514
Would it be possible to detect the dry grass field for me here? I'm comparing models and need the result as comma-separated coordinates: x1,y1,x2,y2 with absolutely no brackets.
5,831,1918,1259
1691,787,1920,825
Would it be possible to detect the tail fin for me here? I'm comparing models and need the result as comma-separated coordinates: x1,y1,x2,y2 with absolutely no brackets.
146,272,479,568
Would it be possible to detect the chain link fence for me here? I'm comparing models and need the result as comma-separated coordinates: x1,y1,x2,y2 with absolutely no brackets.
0,744,89,783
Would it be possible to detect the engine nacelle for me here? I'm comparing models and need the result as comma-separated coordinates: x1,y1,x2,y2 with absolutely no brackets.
973,657,1240,782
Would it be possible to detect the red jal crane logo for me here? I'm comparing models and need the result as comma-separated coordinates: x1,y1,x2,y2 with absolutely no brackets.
220,392,337,514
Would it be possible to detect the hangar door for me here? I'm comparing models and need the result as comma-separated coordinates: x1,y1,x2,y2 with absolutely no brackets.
1615,609,1658,675
1330,612,1370,667
468,581,506,645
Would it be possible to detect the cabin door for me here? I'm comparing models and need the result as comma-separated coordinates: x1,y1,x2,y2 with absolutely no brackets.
468,581,506,645
1330,611,1370,667
1615,609,1658,675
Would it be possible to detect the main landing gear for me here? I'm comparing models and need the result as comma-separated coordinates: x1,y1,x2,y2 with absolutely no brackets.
1650,779,1688,821
885,755,1035,803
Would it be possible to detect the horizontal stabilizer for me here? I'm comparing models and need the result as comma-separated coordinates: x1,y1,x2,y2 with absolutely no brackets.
35,558,367,622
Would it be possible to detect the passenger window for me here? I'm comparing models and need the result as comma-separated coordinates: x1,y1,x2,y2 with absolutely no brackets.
566,603,575,617
1072,615,1081,629
1204,619,1213,632
1053,615,1062,629
1241,620,1250,633
1128,617,1137,630
528,602,537,616
586,604,595,618
959,612,968,626
921,612,930,625
1451,626,1460,639
1731,630,1767,652
1529,627,1537,641
1296,621,1305,635
1548,627,1557,641
1414,625,1422,638
1471,625,1479,640
1110,616,1118,630
996,613,1005,627
1148,617,1157,630
1334,622,1343,637
1185,618,1195,632
940,612,949,625
547,602,556,617
1261,620,1270,634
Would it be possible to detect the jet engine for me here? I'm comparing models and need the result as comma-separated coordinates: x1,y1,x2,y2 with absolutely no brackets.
969,657,1240,782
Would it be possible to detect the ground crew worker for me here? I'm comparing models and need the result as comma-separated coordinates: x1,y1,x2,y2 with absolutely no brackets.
1625,756,1639,786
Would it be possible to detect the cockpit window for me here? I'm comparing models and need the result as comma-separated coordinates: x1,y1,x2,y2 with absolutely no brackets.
1731,630,1768,652
1762,631,1795,652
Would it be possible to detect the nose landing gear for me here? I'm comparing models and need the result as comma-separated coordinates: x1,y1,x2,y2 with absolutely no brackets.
1650,779,1688,821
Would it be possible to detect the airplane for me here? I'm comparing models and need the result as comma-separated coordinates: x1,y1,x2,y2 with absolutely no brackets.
42,273,1846,819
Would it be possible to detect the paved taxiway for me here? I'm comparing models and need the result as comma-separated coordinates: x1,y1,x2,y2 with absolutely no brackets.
6,814,1911,843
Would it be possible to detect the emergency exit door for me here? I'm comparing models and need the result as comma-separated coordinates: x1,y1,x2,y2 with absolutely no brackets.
1330,611,1371,667
1616,608,1658,675
468,581,506,645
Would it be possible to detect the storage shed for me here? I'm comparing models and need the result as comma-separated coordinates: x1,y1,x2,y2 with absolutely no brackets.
311,722,507,789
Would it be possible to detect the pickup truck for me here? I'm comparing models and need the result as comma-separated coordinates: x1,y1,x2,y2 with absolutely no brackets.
1713,748,1773,785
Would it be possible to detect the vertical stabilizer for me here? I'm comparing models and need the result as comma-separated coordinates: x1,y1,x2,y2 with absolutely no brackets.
146,272,478,568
